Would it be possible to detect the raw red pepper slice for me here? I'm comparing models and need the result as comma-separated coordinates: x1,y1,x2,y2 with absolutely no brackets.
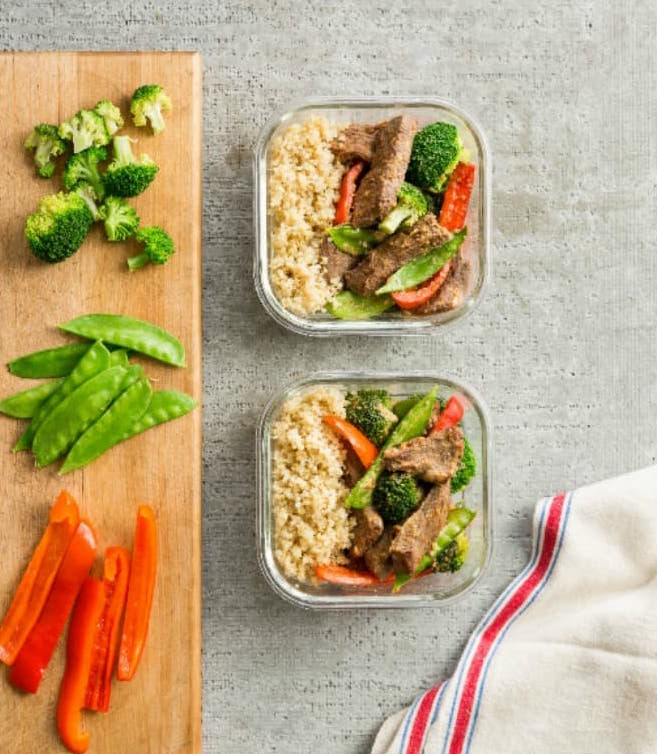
117,505,157,681
9,520,97,694
57,577,105,754
439,162,476,231
315,564,395,586
334,160,366,225
84,547,130,712
0,490,80,665
323,414,379,468
431,393,471,433
391,258,453,310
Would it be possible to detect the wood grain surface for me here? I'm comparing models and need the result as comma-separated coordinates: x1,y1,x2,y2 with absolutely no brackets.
0,52,202,754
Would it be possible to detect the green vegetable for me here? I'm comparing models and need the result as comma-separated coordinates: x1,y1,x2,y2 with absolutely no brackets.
345,388,437,510
32,365,128,467
345,389,397,447
62,146,107,201
14,341,111,452
25,192,94,263
0,380,64,419
60,377,152,474
373,471,423,524
8,344,91,378
103,135,158,198
59,314,186,367
451,437,476,493
327,225,384,255
59,109,109,153
406,121,468,192
94,100,124,137
326,291,394,320
108,349,130,367
376,228,466,295
392,394,422,420
99,196,140,242
130,84,172,135
24,124,67,178
434,531,469,573
73,185,102,221
120,389,197,440
379,182,428,235
128,226,175,271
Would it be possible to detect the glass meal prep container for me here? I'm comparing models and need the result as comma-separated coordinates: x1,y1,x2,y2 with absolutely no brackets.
256,372,492,608
253,97,491,336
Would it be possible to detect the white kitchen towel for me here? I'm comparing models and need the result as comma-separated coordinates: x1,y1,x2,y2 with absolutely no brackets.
372,465,657,754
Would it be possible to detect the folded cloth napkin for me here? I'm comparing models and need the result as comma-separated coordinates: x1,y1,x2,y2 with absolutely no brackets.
372,465,657,754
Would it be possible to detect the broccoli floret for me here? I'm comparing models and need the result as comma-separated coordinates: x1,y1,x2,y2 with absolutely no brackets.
450,437,476,493
103,135,159,197
99,196,140,242
433,531,469,573
94,100,124,137
406,122,468,193
379,182,429,234
72,185,102,221
128,226,175,270
25,191,94,263
130,84,172,135
345,389,398,447
59,110,109,153
24,124,67,178
62,146,107,201
373,471,423,524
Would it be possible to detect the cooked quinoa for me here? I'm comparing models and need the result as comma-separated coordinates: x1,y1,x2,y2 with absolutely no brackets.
268,116,345,315
272,386,354,583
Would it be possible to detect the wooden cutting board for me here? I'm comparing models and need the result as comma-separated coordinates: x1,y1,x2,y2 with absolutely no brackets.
0,52,202,754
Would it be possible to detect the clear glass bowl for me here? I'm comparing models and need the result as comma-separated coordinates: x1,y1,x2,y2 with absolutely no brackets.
256,372,493,608
253,97,491,336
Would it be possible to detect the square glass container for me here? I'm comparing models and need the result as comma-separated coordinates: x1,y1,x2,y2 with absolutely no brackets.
254,97,491,336
256,372,492,608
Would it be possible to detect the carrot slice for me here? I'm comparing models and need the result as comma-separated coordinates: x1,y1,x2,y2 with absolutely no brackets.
315,564,395,586
438,162,475,231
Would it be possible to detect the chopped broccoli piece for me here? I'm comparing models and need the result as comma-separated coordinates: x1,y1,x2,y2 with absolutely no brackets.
379,182,429,234
373,471,423,524
345,389,397,447
450,437,476,493
25,191,94,263
94,100,124,137
103,135,158,197
406,122,468,193
99,196,140,242
62,146,107,201
59,110,109,153
73,185,102,221
130,84,172,135
24,124,67,178
128,226,175,270
433,531,469,573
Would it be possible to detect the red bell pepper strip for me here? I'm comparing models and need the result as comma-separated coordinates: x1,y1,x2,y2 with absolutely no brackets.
334,160,366,225
315,564,396,586
323,414,379,469
57,577,105,754
391,258,453,310
431,393,472,433
9,520,97,694
117,505,157,681
0,490,80,666
439,162,476,231
84,547,130,712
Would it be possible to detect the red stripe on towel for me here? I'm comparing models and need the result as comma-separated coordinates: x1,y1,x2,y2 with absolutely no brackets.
406,683,443,754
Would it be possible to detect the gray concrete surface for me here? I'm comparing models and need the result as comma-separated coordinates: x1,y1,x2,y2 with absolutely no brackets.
2,2,656,752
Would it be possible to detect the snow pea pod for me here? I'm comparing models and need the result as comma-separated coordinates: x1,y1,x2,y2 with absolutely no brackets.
109,349,130,367
59,314,185,367
14,341,111,452
376,228,467,294
326,291,394,320
32,365,128,468
0,379,64,419
60,378,152,474
121,390,198,440
327,225,385,256
8,344,91,379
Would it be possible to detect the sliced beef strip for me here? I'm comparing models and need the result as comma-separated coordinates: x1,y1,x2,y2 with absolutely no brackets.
363,526,396,580
344,214,452,297
390,482,451,574
331,123,383,164
343,445,365,489
320,236,358,286
351,115,418,228
383,426,464,484
350,506,384,558
412,251,473,316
